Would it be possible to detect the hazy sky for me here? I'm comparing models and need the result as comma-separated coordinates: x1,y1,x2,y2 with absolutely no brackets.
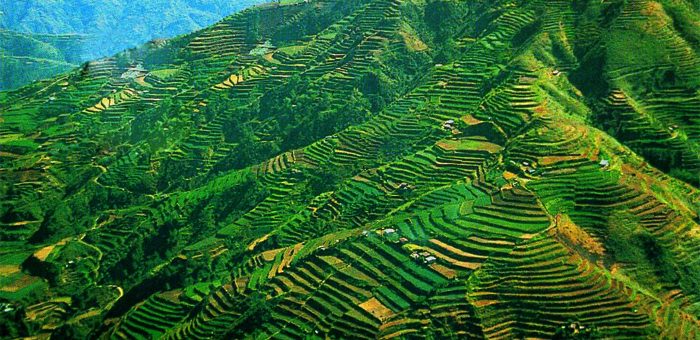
0,0,267,58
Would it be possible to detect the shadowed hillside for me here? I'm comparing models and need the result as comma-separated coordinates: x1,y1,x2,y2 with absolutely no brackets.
0,0,699,338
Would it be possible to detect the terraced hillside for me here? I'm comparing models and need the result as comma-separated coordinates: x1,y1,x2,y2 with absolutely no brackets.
1,0,699,338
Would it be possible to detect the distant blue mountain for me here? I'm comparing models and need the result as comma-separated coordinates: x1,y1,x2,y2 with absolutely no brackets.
0,0,266,89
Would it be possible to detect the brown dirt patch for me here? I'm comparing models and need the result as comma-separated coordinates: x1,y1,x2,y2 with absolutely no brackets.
247,233,271,251
436,139,501,153
538,155,584,166
429,263,457,279
159,289,182,303
553,214,605,256
135,77,148,86
0,274,40,293
359,297,395,322
461,115,483,125
234,277,249,294
34,245,55,261
399,30,427,52
0,265,20,275
503,171,518,180
430,239,487,260
472,299,498,308
261,248,284,262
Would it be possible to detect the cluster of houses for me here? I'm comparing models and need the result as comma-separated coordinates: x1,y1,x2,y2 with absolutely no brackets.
410,251,437,264
397,182,415,193
521,161,537,175
561,322,587,335
375,228,409,244
317,240,341,252
121,63,148,80
63,257,86,268
0,302,15,313
373,228,438,265
443,119,455,131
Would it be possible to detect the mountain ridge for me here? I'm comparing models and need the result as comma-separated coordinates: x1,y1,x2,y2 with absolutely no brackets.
0,0,268,90
0,0,699,338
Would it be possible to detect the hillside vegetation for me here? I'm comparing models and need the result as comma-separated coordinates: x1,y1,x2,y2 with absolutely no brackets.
0,30,84,90
1,0,699,338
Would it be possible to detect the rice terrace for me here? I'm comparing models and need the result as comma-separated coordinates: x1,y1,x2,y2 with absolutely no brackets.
1,0,700,338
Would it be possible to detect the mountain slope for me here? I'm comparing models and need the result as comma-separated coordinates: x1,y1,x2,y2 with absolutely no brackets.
0,0,699,338
0,30,84,90
0,0,267,90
